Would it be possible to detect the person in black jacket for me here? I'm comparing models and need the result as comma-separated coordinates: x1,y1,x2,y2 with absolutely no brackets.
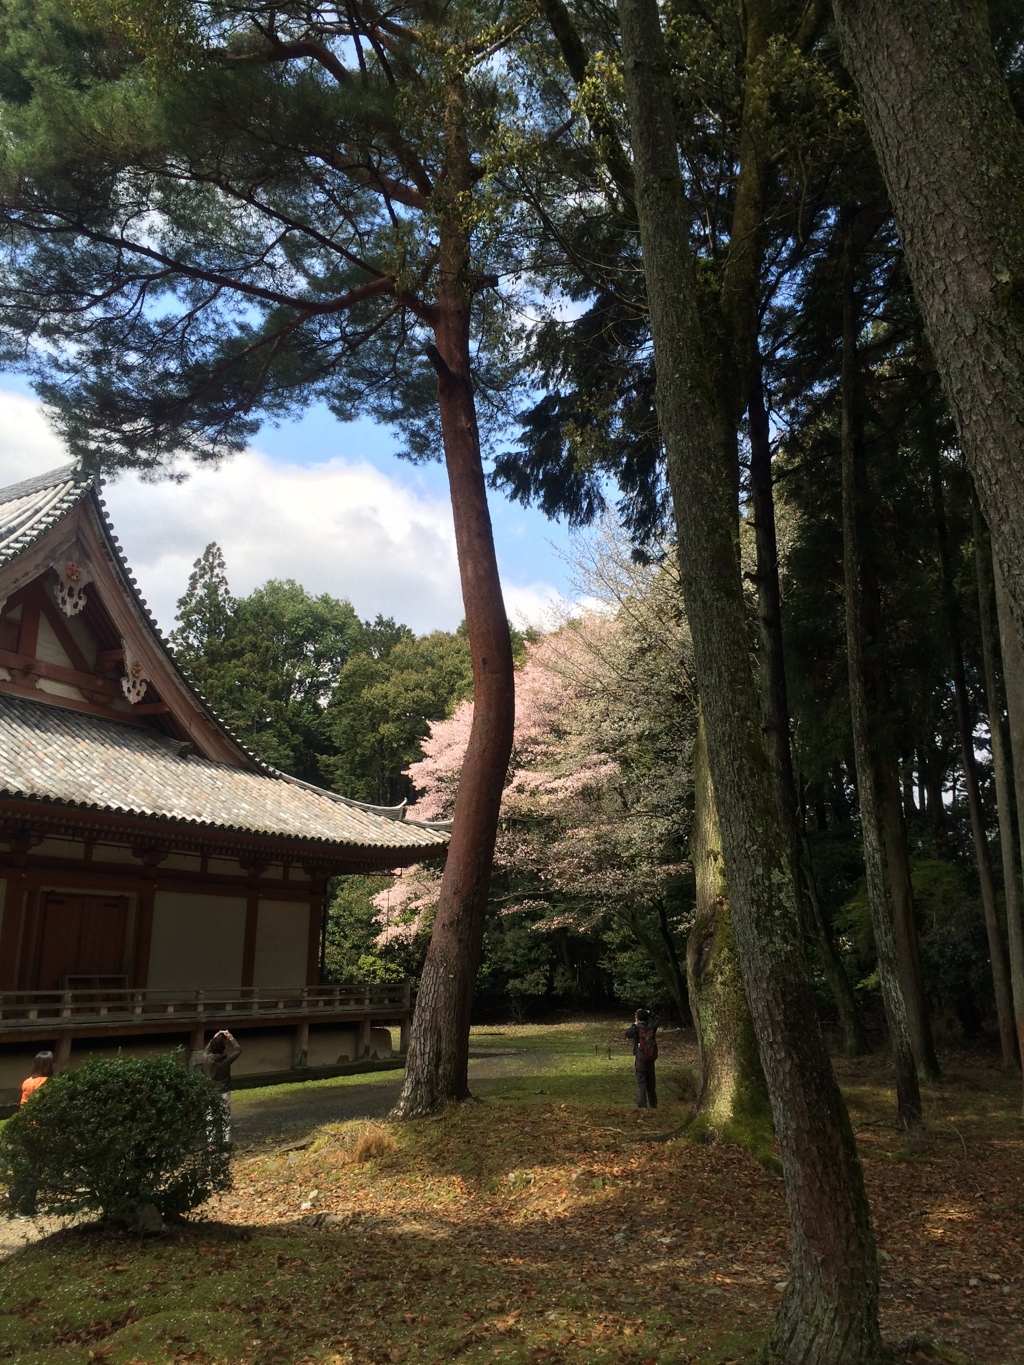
624,1008,659,1109
201,1029,241,1144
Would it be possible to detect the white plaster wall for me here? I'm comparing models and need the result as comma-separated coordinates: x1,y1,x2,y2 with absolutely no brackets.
35,614,72,668
148,892,246,992
252,899,310,989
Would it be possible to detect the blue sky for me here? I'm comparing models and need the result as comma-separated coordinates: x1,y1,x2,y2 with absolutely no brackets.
0,380,579,636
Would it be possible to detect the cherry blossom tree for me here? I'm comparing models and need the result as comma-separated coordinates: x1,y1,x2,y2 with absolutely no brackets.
377,535,698,1020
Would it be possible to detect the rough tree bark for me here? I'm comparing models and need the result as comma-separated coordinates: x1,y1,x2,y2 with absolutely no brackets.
392,78,516,1119
749,363,868,1058
728,1,866,1057
991,553,1024,1114
974,505,1024,1091
927,441,1015,1066
840,219,924,1125
619,0,886,1356
831,0,1024,647
687,715,772,1150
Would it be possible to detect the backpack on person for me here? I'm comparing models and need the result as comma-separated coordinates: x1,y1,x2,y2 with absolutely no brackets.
636,1024,658,1063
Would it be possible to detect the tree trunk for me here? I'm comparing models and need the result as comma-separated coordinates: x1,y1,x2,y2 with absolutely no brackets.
830,0,1024,648
749,363,868,1058
840,217,924,1125
392,80,516,1119
920,758,948,855
991,552,1024,1110
618,2,886,1356
976,505,1024,1090
877,757,939,1079
687,715,771,1150
928,445,1016,1066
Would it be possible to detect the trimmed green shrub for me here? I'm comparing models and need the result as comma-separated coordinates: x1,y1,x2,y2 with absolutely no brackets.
0,1054,231,1225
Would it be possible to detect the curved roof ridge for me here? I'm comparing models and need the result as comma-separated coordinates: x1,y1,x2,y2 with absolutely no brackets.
0,461,92,503
0,462,97,569
270,768,409,820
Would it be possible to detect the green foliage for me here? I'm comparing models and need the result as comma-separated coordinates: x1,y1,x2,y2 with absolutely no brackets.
171,544,471,800
325,627,473,804
0,0,538,469
323,877,419,985
835,857,992,1027
597,915,676,1016
0,1055,231,1224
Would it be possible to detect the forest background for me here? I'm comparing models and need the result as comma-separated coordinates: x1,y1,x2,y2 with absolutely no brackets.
1,0,1024,1355
12,0,1017,1060
172,484,1001,1049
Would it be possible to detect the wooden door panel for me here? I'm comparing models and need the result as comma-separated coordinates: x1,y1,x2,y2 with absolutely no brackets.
78,897,128,977
34,894,129,989
35,894,83,990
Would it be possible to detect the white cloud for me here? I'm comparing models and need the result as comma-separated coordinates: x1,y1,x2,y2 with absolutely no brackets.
0,388,566,636
502,582,570,632
104,451,466,635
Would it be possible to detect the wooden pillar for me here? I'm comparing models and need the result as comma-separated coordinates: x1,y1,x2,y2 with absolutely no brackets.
358,1015,372,1058
294,1020,309,1068
306,875,325,987
0,873,25,990
54,1032,72,1073
189,1025,205,1069
241,890,260,993
17,887,40,990
130,847,166,989
131,887,155,988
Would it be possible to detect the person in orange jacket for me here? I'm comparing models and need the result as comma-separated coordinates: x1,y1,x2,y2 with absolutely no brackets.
19,1051,54,1106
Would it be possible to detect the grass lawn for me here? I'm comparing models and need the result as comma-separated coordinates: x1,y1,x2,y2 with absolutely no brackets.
0,1020,1020,1363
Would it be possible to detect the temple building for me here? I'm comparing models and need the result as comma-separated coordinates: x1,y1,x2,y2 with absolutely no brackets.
0,464,447,1100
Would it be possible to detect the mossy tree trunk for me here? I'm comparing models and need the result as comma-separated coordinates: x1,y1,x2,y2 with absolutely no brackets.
618,0,887,1356
687,715,771,1150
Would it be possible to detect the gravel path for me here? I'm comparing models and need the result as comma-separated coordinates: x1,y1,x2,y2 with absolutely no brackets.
231,1048,533,1147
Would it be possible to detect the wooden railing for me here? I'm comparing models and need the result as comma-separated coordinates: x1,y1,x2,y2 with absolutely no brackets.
0,982,410,1031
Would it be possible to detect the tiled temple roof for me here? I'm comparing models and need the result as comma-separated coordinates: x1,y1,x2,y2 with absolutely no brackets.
0,692,448,851
0,463,95,567
0,464,449,856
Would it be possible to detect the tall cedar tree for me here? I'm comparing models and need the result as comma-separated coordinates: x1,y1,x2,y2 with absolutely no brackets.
617,0,886,1358
0,0,531,1115
830,0,1024,646
524,0,873,1062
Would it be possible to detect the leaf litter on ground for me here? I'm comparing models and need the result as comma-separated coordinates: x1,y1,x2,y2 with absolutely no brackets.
0,1021,1019,1364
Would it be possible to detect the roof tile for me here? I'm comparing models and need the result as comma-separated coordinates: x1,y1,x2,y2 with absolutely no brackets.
0,690,447,852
